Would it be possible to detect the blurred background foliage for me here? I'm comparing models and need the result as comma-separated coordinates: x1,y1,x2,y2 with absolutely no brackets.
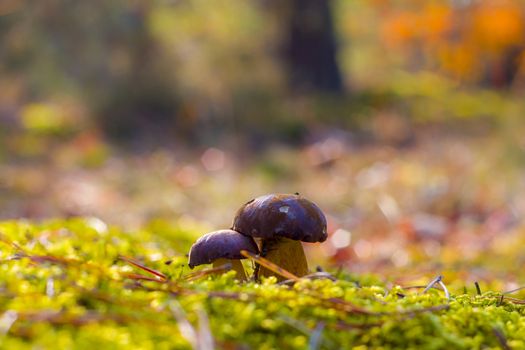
2,0,525,276
4,0,525,147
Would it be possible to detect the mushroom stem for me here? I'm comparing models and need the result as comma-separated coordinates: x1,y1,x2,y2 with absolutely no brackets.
212,258,247,281
257,238,308,281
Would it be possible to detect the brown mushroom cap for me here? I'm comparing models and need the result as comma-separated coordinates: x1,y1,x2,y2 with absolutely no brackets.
232,193,327,243
188,229,259,268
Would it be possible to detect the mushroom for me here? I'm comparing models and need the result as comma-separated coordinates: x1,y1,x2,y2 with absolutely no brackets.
188,229,259,281
232,193,327,281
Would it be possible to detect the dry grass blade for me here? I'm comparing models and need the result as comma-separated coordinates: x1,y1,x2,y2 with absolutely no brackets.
492,327,511,350
10,310,169,329
403,285,438,290
279,272,337,285
118,256,167,281
437,281,450,300
422,275,443,294
308,322,325,350
182,263,232,282
396,304,450,315
13,310,119,326
207,291,250,300
321,297,379,315
0,310,18,335
28,255,73,265
334,320,383,330
280,316,336,349
169,301,198,350
0,233,27,254
197,309,214,350
4,252,112,280
504,285,525,295
305,271,337,281
6,252,74,266
122,273,167,283
502,296,525,304
422,275,450,300
240,250,299,281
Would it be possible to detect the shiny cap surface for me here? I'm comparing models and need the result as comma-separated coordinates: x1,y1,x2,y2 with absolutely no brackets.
232,194,327,243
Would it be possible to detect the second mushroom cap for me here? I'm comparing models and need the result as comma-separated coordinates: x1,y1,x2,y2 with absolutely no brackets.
188,229,259,268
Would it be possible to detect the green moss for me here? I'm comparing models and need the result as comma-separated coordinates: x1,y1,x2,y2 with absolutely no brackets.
0,219,524,349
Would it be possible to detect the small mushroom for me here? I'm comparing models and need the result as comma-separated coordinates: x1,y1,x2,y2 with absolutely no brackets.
232,193,327,281
188,229,259,281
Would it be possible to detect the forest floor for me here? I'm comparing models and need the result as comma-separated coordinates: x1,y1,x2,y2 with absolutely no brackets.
1,118,525,348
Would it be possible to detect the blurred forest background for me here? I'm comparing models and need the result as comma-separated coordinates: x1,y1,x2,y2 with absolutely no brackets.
2,0,525,279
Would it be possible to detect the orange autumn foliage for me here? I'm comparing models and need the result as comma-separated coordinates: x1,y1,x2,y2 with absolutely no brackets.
378,0,525,84
470,1,524,53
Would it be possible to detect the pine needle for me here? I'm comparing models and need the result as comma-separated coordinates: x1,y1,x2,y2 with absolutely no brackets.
118,256,167,281
240,250,299,281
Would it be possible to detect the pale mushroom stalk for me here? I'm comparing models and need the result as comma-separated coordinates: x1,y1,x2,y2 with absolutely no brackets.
212,258,247,280
232,193,327,282
257,237,308,279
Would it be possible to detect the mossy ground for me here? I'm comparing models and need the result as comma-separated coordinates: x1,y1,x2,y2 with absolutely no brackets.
0,219,524,350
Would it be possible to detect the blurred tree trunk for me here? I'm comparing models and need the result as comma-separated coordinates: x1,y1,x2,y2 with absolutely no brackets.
284,0,344,93
483,46,523,89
